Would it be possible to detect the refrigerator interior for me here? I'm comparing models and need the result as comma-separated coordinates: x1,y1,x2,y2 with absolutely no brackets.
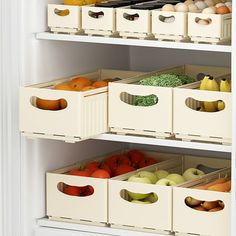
1,0,234,236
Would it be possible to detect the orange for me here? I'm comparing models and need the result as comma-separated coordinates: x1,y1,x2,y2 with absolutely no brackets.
64,0,84,6
54,83,73,91
81,86,96,91
92,80,108,88
68,77,92,91
36,97,60,110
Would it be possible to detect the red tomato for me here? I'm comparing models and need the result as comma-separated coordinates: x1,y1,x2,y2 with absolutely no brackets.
138,157,158,168
63,185,81,196
91,169,110,179
128,150,145,166
104,155,120,173
99,162,112,176
114,164,135,176
119,154,131,166
84,161,100,175
81,185,94,196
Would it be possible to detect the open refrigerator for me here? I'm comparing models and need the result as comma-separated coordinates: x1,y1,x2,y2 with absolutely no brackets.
0,0,235,236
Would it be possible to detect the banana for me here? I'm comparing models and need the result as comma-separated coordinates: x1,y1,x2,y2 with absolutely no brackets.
203,101,218,112
217,100,225,111
199,75,210,90
205,77,220,91
220,78,231,92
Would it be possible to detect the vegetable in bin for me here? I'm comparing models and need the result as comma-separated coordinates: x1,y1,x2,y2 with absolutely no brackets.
135,73,194,106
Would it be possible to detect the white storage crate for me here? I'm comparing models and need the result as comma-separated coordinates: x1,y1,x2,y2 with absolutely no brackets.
108,64,229,139
108,154,230,233
48,4,83,34
46,149,174,225
152,10,188,42
116,7,153,39
188,13,231,44
82,5,117,36
173,168,231,236
19,69,143,143
173,73,231,144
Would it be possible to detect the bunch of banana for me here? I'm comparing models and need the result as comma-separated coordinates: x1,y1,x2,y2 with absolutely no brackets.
199,76,231,112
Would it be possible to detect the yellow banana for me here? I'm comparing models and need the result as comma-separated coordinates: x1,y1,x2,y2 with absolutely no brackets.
205,77,219,91
217,100,225,111
203,101,218,112
220,79,231,92
199,75,210,90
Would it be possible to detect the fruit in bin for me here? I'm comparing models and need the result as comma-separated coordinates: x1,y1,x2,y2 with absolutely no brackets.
138,157,158,168
64,0,84,6
131,200,151,204
192,178,227,190
81,185,94,196
127,150,145,168
218,200,224,208
92,80,108,88
220,78,231,92
68,169,90,177
136,171,158,184
68,76,92,91
127,175,152,200
143,193,158,203
36,97,60,110
54,83,72,91
156,178,176,186
154,170,169,180
114,164,135,176
91,169,110,179
166,173,185,184
201,201,219,210
209,207,223,212
185,196,202,207
182,168,205,181
207,180,231,192
193,205,207,211
99,162,112,176
84,161,100,175
63,185,81,196
104,155,120,174
217,100,225,111
119,154,131,166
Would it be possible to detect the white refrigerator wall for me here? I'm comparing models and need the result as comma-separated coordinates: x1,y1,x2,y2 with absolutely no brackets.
0,1,234,236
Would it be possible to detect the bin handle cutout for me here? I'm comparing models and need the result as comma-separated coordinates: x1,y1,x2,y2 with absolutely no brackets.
185,97,225,112
31,96,68,110
159,15,175,23
120,189,158,204
185,197,224,212
88,10,104,19
123,13,139,21
195,17,212,25
58,182,94,197
120,92,158,107
54,8,70,16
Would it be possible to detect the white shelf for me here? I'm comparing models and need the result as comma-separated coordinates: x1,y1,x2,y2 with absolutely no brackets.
36,32,232,53
94,133,232,153
37,218,170,236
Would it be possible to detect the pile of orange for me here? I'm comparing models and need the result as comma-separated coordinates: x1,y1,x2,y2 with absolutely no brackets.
36,76,113,110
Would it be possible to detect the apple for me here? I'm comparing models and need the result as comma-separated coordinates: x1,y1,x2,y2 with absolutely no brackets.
183,168,205,181
156,178,176,186
131,200,151,204
137,171,158,184
143,193,158,203
166,173,185,184
127,175,152,200
154,170,169,180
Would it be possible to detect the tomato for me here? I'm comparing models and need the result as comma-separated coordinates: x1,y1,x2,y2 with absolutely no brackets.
91,169,110,179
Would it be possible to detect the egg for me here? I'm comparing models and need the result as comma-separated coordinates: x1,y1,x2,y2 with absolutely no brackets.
164,16,175,23
195,1,208,10
198,19,210,24
202,6,216,13
215,3,225,7
224,1,232,6
184,0,194,5
204,0,214,6
227,5,232,12
216,5,230,14
162,4,176,11
175,2,189,12
188,3,199,12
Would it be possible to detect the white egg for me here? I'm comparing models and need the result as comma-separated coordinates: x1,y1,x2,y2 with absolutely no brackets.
188,3,199,12
198,19,209,24
175,2,189,12
215,2,225,7
204,0,214,6
184,0,194,5
224,1,232,6
195,1,208,9
202,6,216,13
162,4,176,11
164,16,175,23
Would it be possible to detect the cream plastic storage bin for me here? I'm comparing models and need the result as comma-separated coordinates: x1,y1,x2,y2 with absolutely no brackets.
48,4,82,34
108,154,230,233
82,5,117,36
46,149,173,225
188,13,231,44
19,69,142,143
116,7,153,39
173,73,231,144
152,10,188,41
108,64,229,139
173,168,231,236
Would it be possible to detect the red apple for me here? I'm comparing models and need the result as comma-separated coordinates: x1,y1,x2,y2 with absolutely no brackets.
119,154,131,166
104,155,120,174
84,161,100,175
128,150,145,167
91,169,110,179
114,164,135,176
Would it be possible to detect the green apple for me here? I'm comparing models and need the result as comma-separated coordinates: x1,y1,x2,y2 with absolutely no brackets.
183,168,205,181
166,173,185,184
156,178,176,186
143,193,158,203
154,170,169,180
127,175,152,200
137,171,158,184
131,200,151,204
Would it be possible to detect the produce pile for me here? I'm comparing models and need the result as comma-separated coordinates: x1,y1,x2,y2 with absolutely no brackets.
135,73,195,106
